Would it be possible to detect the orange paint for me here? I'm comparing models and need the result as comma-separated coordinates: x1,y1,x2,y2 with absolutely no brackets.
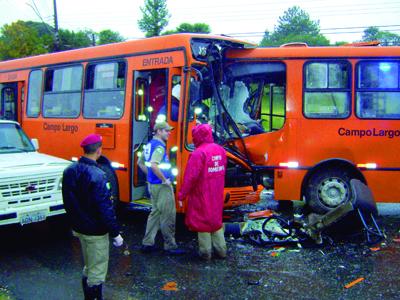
344,277,365,289
161,281,178,291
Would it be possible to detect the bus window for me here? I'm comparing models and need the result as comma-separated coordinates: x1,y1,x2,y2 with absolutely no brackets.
356,61,400,119
0,83,17,121
193,63,286,137
161,75,180,122
83,61,126,119
156,75,180,122
135,78,148,121
0,84,3,117
43,65,82,118
304,61,351,119
261,85,285,131
27,70,43,117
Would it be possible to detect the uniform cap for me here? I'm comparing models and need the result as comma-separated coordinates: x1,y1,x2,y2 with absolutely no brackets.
80,134,102,147
154,121,174,131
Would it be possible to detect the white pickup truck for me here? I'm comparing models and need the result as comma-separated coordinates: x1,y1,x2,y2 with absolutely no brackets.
0,120,70,226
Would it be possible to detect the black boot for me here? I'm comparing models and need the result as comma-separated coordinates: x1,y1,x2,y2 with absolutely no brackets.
82,276,90,300
85,284,103,300
92,284,103,300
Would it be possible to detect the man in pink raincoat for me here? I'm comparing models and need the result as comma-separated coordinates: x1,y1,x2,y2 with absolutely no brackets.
178,124,227,260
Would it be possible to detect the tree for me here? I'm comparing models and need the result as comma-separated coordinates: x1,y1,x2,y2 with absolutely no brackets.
0,20,49,60
260,6,329,46
0,20,127,60
58,29,93,51
138,0,170,37
25,21,54,38
163,22,211,35
362,26,400,46
97,29,125,45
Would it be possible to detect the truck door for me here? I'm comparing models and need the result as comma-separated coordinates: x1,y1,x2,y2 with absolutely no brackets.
0,82,19,122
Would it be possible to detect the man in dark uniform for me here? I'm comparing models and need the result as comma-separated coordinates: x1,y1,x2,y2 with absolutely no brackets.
62,134,123,300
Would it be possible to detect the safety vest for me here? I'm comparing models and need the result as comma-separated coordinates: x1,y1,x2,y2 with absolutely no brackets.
143,139,172,184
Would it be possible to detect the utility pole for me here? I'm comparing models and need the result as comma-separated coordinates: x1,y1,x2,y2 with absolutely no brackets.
53,0,60,51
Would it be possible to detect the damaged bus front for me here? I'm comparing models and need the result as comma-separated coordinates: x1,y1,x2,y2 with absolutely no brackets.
188,43,400,218
183,38,264,208
186,42,285,209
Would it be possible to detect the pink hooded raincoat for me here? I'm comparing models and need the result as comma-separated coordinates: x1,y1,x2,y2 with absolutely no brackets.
178,124,227,232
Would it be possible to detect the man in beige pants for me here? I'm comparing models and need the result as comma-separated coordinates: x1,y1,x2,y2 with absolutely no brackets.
138,121,184,255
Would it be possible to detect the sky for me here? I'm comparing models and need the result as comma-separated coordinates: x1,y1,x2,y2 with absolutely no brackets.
0,0,399,44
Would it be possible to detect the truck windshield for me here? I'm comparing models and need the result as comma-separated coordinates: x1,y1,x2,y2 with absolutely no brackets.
0,123,35,153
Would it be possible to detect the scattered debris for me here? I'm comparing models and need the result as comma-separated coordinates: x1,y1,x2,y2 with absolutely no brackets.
161,281,178,291
123,246,131,256
344,277,365,289
247,210,273,219
225,179,385,248
288,249,301,253
247,279,261,285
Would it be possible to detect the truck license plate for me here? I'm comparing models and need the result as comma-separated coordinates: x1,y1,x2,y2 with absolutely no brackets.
20,210,47,225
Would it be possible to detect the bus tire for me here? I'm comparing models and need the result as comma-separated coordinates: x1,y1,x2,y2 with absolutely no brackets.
305,168,352,214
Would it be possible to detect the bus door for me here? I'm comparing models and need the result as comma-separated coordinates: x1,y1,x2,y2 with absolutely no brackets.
166,68,183,179
131,68,168,203
0,82,19,122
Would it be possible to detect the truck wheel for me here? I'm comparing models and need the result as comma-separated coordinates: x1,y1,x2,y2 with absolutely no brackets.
305,169,352,214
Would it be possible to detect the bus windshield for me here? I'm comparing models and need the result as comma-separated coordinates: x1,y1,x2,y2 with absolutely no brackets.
191,62,286,142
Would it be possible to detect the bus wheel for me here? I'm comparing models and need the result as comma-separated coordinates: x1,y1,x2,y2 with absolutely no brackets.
305,169,352,214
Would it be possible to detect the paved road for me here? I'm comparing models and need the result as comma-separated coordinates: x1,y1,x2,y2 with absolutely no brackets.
0,207,399,300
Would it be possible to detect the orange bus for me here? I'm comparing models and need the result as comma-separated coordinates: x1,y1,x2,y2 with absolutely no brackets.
210,42,399,213
1,35,399,214
0,34,260,212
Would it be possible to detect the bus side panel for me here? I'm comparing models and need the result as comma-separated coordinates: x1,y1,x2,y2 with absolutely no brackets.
364,171,400,203
23,118,132,202
298,118,400,203
274,169,306,201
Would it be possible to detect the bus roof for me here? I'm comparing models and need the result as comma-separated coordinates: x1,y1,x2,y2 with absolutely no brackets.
227,44,400,60
0,33,254,72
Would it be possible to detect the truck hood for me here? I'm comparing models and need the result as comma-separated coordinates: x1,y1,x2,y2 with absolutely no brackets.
0,152,70,171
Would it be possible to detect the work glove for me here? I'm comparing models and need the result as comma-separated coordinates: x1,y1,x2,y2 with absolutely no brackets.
113,234,124,247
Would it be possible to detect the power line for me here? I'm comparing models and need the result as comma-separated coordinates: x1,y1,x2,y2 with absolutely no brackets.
171,0,400,11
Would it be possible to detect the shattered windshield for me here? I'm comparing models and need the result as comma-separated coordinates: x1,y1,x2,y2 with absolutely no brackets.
0,123,35,153
191,62,286,141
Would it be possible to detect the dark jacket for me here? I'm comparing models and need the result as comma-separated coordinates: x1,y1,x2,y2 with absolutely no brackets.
62,156,120,237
